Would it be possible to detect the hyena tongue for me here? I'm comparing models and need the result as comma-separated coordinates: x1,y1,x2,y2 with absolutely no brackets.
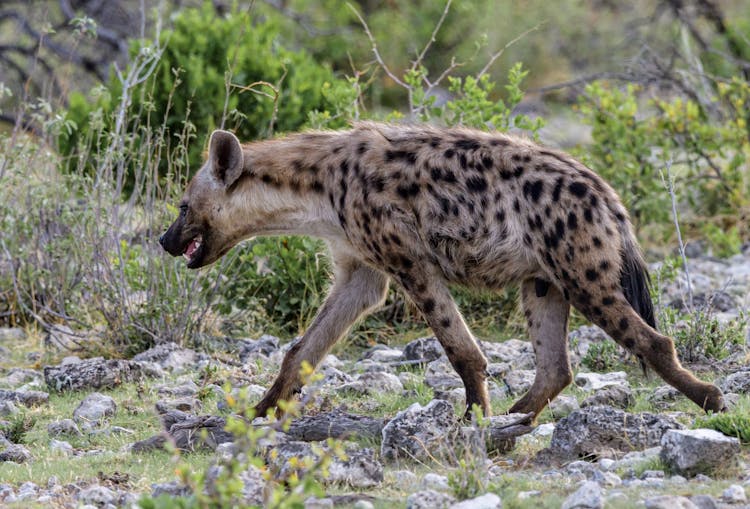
183,236,201,260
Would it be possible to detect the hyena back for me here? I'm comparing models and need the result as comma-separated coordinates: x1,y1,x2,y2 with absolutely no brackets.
160,122,725,418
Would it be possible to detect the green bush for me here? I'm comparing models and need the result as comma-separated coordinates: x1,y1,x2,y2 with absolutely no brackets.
60,3,352,177
575,79,750,240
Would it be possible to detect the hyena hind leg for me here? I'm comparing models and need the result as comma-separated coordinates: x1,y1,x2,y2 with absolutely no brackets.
591,301,725,413
253,260,389,418
508,278,572,419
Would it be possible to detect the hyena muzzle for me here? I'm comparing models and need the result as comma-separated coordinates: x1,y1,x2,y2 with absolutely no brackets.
160,122,725,420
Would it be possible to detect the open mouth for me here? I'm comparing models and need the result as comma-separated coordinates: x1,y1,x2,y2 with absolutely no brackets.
182,234,204,265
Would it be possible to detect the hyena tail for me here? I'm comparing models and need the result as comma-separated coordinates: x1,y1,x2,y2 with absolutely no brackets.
619,232,656,330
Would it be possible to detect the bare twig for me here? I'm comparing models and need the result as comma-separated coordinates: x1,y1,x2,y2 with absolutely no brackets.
477,22,545,79
660,158,694,311
347,3,408,89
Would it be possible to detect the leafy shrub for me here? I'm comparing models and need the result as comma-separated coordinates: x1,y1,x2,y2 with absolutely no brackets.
696,403,750,444
576,79,750,241
213,237,331,337
60,3,352,178
582,341,620,372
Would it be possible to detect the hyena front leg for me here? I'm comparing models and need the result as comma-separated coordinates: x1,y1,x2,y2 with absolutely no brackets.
395,270,490,418
508,278,572,419
254,259,389,418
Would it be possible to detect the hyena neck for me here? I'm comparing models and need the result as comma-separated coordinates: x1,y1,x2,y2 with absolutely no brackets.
237,134,346,240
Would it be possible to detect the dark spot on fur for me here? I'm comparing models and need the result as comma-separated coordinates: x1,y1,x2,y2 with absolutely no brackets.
390,234,402,246
481,156,493,172
599,260,611,271
535,279,550,298
459,153,468,170
396,182,420,198
423,298,436,314
430,137,441,148
431,167,442,181
624,337,635,349
602,296,615,306
455,138,481,151
444,148,455,159
619,318,629,331
567,211,578,230
440,317,451,328
495,209,506,222
585,269,599,281
592,236,602,247
523,180,545,203
386,150,418,165
555,218,565,239
466,176,488,193
552,177,564,202
357,141,368,154
583,208,593,223
513,166,525,178
569,181,588,198
513,199,520,213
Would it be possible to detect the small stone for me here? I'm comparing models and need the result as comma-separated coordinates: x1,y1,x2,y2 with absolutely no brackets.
449,493,502,509
403,336,444,364
421,473,450,491
502,369,535,395
0,389,49,407
660,429,740,476
304,497,334,509
549,395,580,417
532,423,555,438
689,494,719,509
77,485,118,506
0,368,42,389
718,371,750,394
406,489,455,509
722,485,746,504
648,385,681,408
364,346,404,363
155,398,202,414
0,401,18,416
644,495,698,509
47,418,81,439
389,469,418,490
151,481,191,498
0,444,31,463
0,328,25,342
481,339,535,368
592,470,622,487
73,393,116,428
575,372,628,391
581,385,634,409
205,464,265,506
156,381,199,397
561,481,602,509
49,439,74,456
381,400,457,461
550,406,681,459
132,342,202,372
353,501,375,509
326,448,383,488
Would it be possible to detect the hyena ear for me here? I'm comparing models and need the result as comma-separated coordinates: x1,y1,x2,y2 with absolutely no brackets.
209,130,244,188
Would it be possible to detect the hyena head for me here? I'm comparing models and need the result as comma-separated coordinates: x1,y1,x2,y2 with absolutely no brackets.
159,130,246,269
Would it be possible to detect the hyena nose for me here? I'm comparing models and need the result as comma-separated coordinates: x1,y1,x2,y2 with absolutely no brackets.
158,233,166,247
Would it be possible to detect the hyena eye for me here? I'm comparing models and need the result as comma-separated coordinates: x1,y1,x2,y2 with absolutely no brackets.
179,204,188,216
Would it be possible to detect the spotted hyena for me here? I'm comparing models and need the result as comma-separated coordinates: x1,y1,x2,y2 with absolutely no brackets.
159,122,725,419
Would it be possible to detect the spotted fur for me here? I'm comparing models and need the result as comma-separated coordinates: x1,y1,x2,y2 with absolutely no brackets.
160,122,725,419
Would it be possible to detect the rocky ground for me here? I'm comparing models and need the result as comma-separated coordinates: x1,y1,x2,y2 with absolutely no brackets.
1,246,749,508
